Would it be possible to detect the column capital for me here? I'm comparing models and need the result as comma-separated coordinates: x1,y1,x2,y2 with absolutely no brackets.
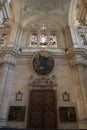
69,54,87,69
0,60,16,68
71,61,86,69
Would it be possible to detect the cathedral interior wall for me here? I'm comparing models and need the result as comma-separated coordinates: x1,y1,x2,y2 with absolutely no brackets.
0,54,80,128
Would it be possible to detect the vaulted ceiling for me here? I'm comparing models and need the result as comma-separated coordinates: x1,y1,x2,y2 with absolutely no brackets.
17,0,72,31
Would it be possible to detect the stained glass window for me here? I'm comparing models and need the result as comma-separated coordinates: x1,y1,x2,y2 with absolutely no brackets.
30,33,57,48
40,34,47,46
30,34,38,47
49,35,57,47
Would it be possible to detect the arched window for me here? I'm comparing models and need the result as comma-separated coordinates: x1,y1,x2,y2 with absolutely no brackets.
30,34,38,47
49,34,57,47
40,34,47,46
30,33,57,48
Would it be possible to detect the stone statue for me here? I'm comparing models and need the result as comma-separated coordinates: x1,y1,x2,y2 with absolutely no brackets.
80,34,87,46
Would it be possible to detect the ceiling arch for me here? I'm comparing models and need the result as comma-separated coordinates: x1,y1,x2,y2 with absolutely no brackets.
23,16,64,32
11,0,20,25
17,0,72,30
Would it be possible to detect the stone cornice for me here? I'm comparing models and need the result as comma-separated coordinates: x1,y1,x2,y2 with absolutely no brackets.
0,47,87,63
66,47,87,58
0,47,67,59
66,47,87,68
0,47,33,58
71,61,87,68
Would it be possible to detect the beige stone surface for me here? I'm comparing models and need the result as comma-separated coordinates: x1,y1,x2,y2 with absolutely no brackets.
0,0,87,129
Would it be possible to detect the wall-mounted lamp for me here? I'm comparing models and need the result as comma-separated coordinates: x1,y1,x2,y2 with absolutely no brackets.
65,48,68,52
62,91,69,101
16,91,23,101
18,48,22,52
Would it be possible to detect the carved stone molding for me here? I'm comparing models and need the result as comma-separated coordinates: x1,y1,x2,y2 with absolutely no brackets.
71,62,87,69
0,60,16,68
69,55,87,68
29,75,57,89
0,47,34,58
67,47,87,68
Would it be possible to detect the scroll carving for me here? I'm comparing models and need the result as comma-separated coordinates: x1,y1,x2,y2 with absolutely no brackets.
29,75,57,89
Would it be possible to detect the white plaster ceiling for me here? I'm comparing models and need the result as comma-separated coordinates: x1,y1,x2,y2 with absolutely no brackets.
18,0,72,31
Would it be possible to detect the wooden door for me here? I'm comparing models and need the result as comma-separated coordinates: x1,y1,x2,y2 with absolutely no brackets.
27,90,58,128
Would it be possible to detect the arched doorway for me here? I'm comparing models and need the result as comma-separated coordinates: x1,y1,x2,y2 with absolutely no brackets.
27,76,58,128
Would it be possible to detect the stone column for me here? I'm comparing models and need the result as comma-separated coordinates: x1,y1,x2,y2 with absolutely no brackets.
0,61,16,126
55,32,59,47
77,63,87,128
5,0,12,19
0,62,9,105
38,33,41,47
26,32,29,47
9,23,18,47
71,61,87,129
18,27,24,48
77,1,87,25
47,32,50,48
2,6,7,19
64,26,73,48
60,29,66,48
14,25,23,49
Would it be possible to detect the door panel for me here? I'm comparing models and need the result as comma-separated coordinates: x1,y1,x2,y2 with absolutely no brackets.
28,90,57,128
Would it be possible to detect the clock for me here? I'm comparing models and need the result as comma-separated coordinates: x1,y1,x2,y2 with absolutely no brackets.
32,50,54,75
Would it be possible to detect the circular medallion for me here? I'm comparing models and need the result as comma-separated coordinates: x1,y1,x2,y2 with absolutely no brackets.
32,51,54,75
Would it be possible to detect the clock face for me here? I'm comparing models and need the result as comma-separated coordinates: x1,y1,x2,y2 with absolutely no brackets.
32,51,54,75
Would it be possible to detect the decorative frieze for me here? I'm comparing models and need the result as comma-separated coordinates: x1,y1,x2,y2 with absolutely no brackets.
29,75,57,90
